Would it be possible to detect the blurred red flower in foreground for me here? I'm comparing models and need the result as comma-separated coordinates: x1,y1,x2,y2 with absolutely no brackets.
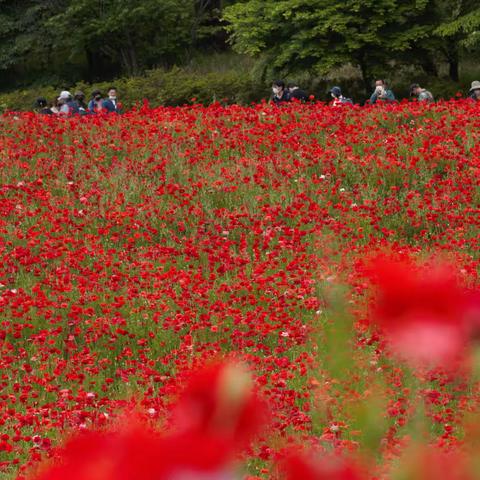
370,256,478,368
173,362,266,447
392,445,474,480
280,452,365,480
28,362,267,480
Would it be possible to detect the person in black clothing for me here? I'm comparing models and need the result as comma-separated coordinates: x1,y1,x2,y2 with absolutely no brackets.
271,80,290,105
88,90,104,113
287,83,309,102
74,91,88,114
35,97,53,115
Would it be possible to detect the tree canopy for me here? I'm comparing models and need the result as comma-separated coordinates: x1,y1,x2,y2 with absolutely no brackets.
224,0,480,89
0,0,225,87
0,0,480,92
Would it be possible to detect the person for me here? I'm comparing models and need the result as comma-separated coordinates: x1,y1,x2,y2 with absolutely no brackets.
287,83,309,102
88,90,104,113
410,84,434,102
50,98,61,115
271,80,290,105
58,91,72,115
329,86,353,106
73,91,88,114
468,80,480,101
102,87,120,113
35,97,53,115
57,91,79,115
369,79,395,104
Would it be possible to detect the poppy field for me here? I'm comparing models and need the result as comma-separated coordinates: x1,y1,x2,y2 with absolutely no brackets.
1,101,480,479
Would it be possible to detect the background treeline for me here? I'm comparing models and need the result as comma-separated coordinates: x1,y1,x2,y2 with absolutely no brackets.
1,0,480,109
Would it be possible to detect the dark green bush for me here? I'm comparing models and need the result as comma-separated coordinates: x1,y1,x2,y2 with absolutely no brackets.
0,66,267,112
0,61,473,113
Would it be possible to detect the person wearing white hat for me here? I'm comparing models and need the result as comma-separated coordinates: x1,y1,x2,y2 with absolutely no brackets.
58,91,73,115
469,81,480,101
58,90,71,101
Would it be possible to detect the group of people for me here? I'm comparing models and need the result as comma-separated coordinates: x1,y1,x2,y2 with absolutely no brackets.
271,78,436,106
33,78,480,115
272,78,480,106
35,87,121,115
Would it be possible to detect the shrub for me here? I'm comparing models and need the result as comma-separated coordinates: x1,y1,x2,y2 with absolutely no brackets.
0,66,268,112
0,61,473,113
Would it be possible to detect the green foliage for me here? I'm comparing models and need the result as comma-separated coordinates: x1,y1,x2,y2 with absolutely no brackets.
1,57,479,112
2,0,480,98
47,0,196,76
224,0,432,82
0,1,58,73
435,1,480,47
0,0,480,101
0,64,267,112
0,0,228,87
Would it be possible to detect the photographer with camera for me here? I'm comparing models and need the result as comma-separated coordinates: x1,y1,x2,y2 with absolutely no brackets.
369,79,395,104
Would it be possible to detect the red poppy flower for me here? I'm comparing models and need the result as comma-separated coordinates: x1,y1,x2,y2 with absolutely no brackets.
370,256,476,367
28,362,267,480
173,362,268,447
281,452,366,480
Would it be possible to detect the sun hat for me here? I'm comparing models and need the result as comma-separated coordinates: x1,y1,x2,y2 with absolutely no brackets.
58,90,72,101
469,81,480,92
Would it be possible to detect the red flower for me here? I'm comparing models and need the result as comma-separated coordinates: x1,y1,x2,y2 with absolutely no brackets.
370,256,475,367
393,445,474,480
31,424,165,480
281,452,365,480
28,362,267,480
31,424,242,480
174,362,268,447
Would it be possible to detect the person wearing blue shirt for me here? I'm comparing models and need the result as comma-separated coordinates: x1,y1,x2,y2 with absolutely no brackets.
88,90,104,113
370,79,395,104
102,87,120,113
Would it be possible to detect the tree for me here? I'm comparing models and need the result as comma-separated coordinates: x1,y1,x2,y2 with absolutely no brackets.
0,1,61,76
48,0,196,77
434,0,479,81
224,0,432,93
0,0,240,88
191,0,240,50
